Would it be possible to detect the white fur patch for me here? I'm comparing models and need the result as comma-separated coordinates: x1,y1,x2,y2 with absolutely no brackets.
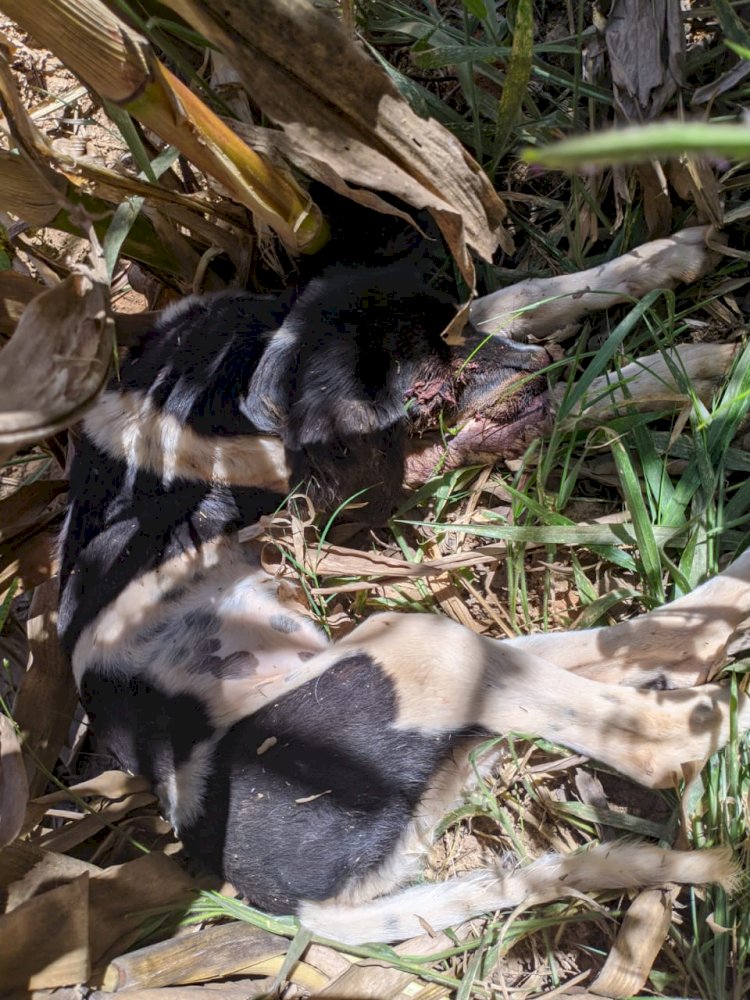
167,736,220,832
84,389,290,491
72,538,333,727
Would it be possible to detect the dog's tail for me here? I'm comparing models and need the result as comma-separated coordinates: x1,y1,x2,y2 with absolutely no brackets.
298,843,738,945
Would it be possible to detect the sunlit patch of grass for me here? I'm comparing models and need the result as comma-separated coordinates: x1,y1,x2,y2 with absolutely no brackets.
658,666,750,1000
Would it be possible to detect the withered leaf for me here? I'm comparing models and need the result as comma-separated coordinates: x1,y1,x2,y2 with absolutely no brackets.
0,713,28,848
0,873,90,989
604,0,685,120
0,267,114,461
162,0,510,289
34,769,153,806
0,479,67,545
13,579,78,800
89,853,197,968
590,887,675,997
0,528,58,606
0,841,100,913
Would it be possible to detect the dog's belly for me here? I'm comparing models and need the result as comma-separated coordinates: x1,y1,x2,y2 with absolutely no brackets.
72,537,330,725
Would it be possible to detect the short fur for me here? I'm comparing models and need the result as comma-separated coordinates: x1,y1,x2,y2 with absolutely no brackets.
60,239,749,945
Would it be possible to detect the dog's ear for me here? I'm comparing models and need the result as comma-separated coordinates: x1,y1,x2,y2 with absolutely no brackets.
120,293,285,435
240,324,297,435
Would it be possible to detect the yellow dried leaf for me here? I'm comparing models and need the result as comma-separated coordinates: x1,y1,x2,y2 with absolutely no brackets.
162,0,510,287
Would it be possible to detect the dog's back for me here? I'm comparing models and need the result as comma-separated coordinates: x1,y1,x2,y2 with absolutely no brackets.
58,261,477,916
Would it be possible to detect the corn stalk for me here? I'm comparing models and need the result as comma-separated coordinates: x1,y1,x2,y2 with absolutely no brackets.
0,0,328,254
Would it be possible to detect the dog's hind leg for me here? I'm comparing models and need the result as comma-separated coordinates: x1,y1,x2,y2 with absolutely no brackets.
505,546,750,687
335,609,750,789
289,612,748,944
299,841,737,944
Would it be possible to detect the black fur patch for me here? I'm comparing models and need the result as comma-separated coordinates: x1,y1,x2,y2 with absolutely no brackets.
180,653,464,913
78,666,215,782
123,292,288,437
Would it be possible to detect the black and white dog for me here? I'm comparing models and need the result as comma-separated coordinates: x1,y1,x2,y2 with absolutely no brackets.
58,222,749,944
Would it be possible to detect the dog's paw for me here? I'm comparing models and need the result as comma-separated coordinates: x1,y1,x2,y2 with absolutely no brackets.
641,225,721,286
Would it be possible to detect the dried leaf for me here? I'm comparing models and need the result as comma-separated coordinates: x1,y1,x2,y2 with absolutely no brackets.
0,841,99,913
0,271,46,310
422,541,484,632
0,0,325,253
637,161,672,238
0,528,58,606
692,58,750,106
0,268,114,458
0,147,67,226
34,769,152,806
37,791,157,854
591,888,675,997
705,911,732,935
0,873,90,989
317,932,453,996
668,158,723,227
89,854,197,968
0,480,67,545
162,0,510,288
0,274,44,338
0,848,194,974
259,533,503,583
604,0,684,120
0,714,28,848
13,579,79,799
0,48,69,213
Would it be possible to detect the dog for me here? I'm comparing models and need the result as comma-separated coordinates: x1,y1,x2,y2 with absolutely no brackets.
58,224,749,945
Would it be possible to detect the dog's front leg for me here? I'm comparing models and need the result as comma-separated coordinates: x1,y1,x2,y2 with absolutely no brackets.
470,226,717,343
557,342,738,427
336,611,749,789
505,547,750,688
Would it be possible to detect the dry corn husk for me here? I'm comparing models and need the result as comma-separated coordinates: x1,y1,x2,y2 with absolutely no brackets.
162,0,510,288
590,888,676,998
0,0,327,253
